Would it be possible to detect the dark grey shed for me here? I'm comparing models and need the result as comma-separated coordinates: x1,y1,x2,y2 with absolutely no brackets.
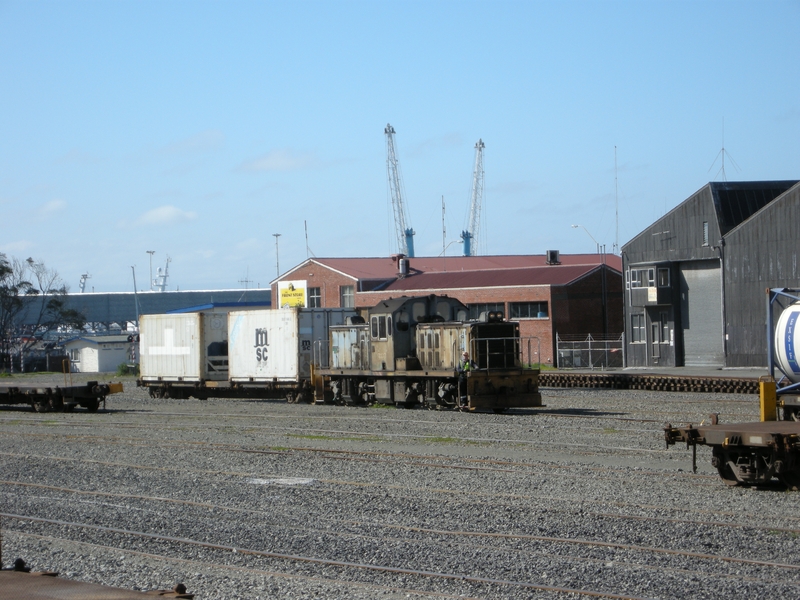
621,180,800,368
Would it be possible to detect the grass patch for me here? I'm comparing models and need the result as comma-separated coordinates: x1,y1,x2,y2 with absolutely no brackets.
602,427,619,434
287,433,385,443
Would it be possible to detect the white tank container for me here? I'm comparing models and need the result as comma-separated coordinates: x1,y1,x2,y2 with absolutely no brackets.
228,308,355,382
775,302,800,383
139,311,229,382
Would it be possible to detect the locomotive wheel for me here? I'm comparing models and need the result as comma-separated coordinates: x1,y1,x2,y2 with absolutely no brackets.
712,447,740,486
779,470,800,491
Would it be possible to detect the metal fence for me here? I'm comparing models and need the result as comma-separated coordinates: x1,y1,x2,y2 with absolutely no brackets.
556,334,623,369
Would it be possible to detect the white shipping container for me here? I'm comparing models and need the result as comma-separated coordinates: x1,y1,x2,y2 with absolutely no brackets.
139,312,229,382
228,308,355,382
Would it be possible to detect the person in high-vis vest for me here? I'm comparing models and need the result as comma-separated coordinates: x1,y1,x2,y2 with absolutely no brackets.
457,351,476,407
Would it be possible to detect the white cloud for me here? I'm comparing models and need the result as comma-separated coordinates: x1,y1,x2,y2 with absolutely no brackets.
3,240,34,254
38,199,67,216
136,205,198,226
161,130,225,155
238,149,317,173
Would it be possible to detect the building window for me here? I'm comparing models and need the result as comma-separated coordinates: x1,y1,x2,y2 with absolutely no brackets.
510,302,548,319
468,303,504,320
657,268,670,287
340,285,354,308
703,221,709,246
660,311,670,343
629,268,656,288
631,314,645,343
308,287,321,308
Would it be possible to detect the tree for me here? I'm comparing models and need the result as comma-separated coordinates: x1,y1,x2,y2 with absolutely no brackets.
0,253,86,372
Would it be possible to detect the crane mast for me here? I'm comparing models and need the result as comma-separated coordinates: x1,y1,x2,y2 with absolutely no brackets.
461,139,485,256
385,123,415,257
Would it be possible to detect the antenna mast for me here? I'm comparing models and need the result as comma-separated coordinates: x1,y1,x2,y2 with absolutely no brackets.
461,139,485,256
385,124,415,257
153,256,171,292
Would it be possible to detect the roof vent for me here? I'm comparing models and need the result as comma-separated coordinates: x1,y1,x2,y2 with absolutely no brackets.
546,250,560,265
398,258,409,277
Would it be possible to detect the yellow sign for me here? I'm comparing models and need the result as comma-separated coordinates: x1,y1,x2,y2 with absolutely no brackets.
279,281,307,307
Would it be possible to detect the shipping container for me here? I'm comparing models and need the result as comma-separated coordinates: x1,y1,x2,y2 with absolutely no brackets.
139,312,230,382
228,307,356,382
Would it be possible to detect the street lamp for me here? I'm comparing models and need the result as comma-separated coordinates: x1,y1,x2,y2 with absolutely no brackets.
571,224,601,254
273,233,281,277
146,251,155,291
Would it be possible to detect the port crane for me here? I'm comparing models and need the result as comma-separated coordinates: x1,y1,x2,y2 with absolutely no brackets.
461,139,485,256
385,124,415,257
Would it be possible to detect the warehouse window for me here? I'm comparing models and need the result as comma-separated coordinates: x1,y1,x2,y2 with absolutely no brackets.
510,302,548,319
308,287,321,308
657,268,670,287
468,303,504,320
631,314,645,343
340,285,354,308
660,311,670,343
629,268,655,288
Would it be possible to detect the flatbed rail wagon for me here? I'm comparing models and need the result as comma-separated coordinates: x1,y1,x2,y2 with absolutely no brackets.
0,381,123,412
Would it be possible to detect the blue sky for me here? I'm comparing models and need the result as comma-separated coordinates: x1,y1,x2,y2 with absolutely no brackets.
1,0,798,293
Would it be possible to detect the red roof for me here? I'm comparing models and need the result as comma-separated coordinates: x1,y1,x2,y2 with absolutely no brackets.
288,254,621,283
380,264,606,291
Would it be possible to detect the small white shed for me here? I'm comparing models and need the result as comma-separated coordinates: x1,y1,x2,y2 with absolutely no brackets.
63,335,137,373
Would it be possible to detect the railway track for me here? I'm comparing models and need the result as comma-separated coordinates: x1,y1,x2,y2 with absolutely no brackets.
1,386,793,598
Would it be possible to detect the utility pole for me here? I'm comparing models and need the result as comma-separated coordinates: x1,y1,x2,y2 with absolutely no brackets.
273,233,281,277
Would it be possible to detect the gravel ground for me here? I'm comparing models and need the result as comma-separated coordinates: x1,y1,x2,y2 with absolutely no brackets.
1,373,798,599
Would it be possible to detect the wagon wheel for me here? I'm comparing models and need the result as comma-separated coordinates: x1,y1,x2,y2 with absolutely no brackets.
84,399,100,413
49,395,64,412
712,447,740,486
779,470,800,491
33,400,49,413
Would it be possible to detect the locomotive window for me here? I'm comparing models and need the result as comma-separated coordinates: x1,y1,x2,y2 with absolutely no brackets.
386,316,392,336
456,309,468,321
396,311,409,331
437,301,451,320
371,316,388,340
412,302,426,322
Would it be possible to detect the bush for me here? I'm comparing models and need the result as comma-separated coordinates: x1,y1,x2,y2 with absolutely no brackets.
116,363,139,376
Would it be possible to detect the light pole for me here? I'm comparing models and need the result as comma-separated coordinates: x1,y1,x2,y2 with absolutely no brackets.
273,233,281,277
571,224,601,254
146,251,155,291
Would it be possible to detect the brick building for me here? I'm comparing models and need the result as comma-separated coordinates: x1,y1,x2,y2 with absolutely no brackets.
272,253,622,365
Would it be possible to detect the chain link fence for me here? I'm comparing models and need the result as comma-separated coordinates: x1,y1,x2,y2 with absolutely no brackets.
556,334,623,369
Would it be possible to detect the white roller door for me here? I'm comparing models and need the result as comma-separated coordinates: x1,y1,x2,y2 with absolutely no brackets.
679,260,723,367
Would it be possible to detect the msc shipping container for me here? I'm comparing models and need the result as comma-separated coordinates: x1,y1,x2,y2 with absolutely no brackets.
228,307,356,382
